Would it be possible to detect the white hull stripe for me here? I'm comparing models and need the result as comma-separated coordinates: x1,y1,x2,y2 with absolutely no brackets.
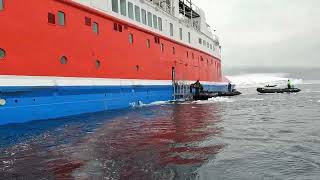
0,76,228,87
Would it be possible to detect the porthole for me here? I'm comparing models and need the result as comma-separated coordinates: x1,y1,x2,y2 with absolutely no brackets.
129,33,134,44
95,60,101,69
60,56,68,64
146,39,150,48
0,48,5,59
136,65,140,71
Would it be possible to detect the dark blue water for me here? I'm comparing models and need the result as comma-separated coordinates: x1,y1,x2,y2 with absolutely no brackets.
1,83,320,179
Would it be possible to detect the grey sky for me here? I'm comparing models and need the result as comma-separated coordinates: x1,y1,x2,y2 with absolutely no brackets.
196,0,320,68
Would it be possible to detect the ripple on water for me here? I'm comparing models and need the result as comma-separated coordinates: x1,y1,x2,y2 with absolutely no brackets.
1,84,320,179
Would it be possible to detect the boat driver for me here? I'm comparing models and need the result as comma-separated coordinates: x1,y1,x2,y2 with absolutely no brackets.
287,79,292,89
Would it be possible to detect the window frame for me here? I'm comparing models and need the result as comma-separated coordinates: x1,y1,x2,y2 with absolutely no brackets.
170,23,173,36
112,0,119,13
48,12,56,24
134,5,141,22
146,39,151,48
153,14,158,29
93,22,99,34
120,0,127,16
129,33,134,44
128,2,134,20
158,17,162,31
141,9,147,25
188,32,191,43
85,17,91,26
0,0,4,11
57,11,65,26
179,28,183,40
147,12,152,27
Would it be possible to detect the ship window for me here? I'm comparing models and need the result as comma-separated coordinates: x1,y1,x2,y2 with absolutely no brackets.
114,23,118,31
170,23,173,36
120,0,126,16
207,42,209,48
128,2,134,20
57,11,65,26
192,53,194,59
112,0,119,13
85,17,91,26
48,13,55,24
134,5,140,22
0,0,4,11
179,28,182,40
153,15,158,29
203,40,206,46
95,60,101,69
158,17,162,31
154,37,160,44
161,43,164,52
141,9,147,25
186,51,189,58
188,32,191,43
0,48,5,59
173,47,175,54
93,22,99,34
129,33,133,44
60,56,68,64
147,12,152,27
210,44,212,49
199,38,202,44
118,24,122,32
146,39,150,48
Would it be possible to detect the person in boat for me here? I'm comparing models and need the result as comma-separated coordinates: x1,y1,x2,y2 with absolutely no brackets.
287,79,292,89
191,80,203,96
228,83,232,92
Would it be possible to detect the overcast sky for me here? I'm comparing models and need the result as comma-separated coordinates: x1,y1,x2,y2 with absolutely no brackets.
196,0,320,68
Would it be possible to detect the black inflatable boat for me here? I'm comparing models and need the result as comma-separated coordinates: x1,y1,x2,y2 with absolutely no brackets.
217,90,242,97
257,88,301,94
193,90,241,100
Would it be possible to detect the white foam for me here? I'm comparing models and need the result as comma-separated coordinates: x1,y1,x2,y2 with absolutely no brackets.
131,100,169,108
149,101,169,105
226,73,303,88
249,98,264,101
195,97,235,104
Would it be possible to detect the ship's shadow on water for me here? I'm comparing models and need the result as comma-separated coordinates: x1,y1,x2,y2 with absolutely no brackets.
0,103,226,179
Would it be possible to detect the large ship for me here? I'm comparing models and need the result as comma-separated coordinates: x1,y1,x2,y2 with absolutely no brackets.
0,0,229,125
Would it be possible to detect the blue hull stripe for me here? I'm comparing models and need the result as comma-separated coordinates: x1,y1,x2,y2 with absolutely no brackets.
0,84,229,125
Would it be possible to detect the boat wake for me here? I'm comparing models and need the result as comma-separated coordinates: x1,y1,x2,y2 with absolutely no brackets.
226,73,303,88
195,97,235,104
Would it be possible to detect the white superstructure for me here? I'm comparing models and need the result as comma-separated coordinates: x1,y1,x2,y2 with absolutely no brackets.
73,0,221,58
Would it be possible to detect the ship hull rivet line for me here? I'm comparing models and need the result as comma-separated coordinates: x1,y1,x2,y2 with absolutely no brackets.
0,99,6,106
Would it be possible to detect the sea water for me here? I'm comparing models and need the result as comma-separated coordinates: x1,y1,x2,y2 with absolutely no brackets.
0,68,320,180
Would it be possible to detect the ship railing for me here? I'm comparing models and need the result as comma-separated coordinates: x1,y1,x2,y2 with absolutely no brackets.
146,0,174,16
173,81,192,100
179,17,200,31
